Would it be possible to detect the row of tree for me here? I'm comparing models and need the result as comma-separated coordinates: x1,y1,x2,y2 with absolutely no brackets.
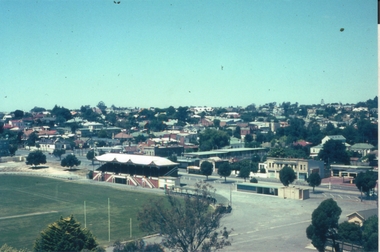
26,150,81,170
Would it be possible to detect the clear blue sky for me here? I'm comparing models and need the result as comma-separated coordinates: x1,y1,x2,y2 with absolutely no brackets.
1,0,377,112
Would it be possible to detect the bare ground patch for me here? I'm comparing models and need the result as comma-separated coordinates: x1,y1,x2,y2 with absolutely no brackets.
0,161,87,178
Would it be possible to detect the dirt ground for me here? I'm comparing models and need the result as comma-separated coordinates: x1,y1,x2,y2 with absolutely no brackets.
0,161,88,179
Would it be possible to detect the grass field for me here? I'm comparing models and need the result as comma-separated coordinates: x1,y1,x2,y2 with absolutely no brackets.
0,175,164,250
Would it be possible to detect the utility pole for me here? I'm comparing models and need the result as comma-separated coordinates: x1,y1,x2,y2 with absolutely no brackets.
84,201,87,228
108,198,111,242
130,218,132,238
360,187,363,202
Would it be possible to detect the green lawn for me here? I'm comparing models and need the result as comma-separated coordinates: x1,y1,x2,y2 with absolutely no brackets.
0,175,163,250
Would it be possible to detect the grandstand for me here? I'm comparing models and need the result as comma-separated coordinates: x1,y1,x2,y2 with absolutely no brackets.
93,153,179,189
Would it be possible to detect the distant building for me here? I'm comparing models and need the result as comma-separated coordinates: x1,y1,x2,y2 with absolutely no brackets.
262,157,324,180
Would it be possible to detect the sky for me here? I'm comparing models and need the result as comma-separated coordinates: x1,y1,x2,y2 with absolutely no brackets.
1,0,378,112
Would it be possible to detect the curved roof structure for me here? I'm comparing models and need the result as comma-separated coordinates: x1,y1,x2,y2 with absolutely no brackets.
95,153,178,167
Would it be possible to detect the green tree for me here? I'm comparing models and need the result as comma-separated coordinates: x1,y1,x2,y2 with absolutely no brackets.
61,154,81,170
13,110,24,120
238,165,251,182
34,215,98,252
51,105,72,122
199,129,230,151
307,173,321,193
318,140,350,166
97,130,108,138
218,163,232,183
362,215,378,251
8,144,17,156
105,112,117,126
97,101,107,114
200,161,213,180
167,154,177,163
244,134,253,144
137,182,232,252
267,147,286,158
233,126,241,139
26,150,46,167
134,134,147,144
279,165,296,187
52,149,66,160
213,119,220,128
306,198,342,252
175,106,189,125
27,132,39,148
354,170,377,197
70,122,80,134
338,221,362,244
166,106,176,118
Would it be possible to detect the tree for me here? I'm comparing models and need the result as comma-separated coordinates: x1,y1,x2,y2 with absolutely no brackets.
279,165,296,187
167,154,177,163
52,149,66,160
338,221,361,244
34,215,98,252
134,134,147,144
26,132,39,148
306,198,342,252
233,126,241,139
137,182,232,252
238,165,251,182
26,150,46,167
51,105,72,122
8,144,17,156
354,170,377,197
318,140,350,166
218,163,231,183
97,130,108,138
97,101,107,113
13,109,24,120
200,161,213,180
213,119,220,128
362,215,378,251
61,154,81,169
267,147,286,158
307,173,321,193
199,129,230,151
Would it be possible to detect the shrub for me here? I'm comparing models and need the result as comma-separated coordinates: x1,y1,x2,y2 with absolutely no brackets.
88,170,94,179
250,177,258,183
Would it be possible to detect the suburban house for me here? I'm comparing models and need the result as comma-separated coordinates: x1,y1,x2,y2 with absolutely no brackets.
349,143,375,156
310,135,349,157
8,120,26,130
346,209,378,226
229,137,245,149
262,157,324,180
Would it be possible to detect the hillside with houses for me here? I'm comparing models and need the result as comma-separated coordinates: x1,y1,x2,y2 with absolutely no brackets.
0,98,377,181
